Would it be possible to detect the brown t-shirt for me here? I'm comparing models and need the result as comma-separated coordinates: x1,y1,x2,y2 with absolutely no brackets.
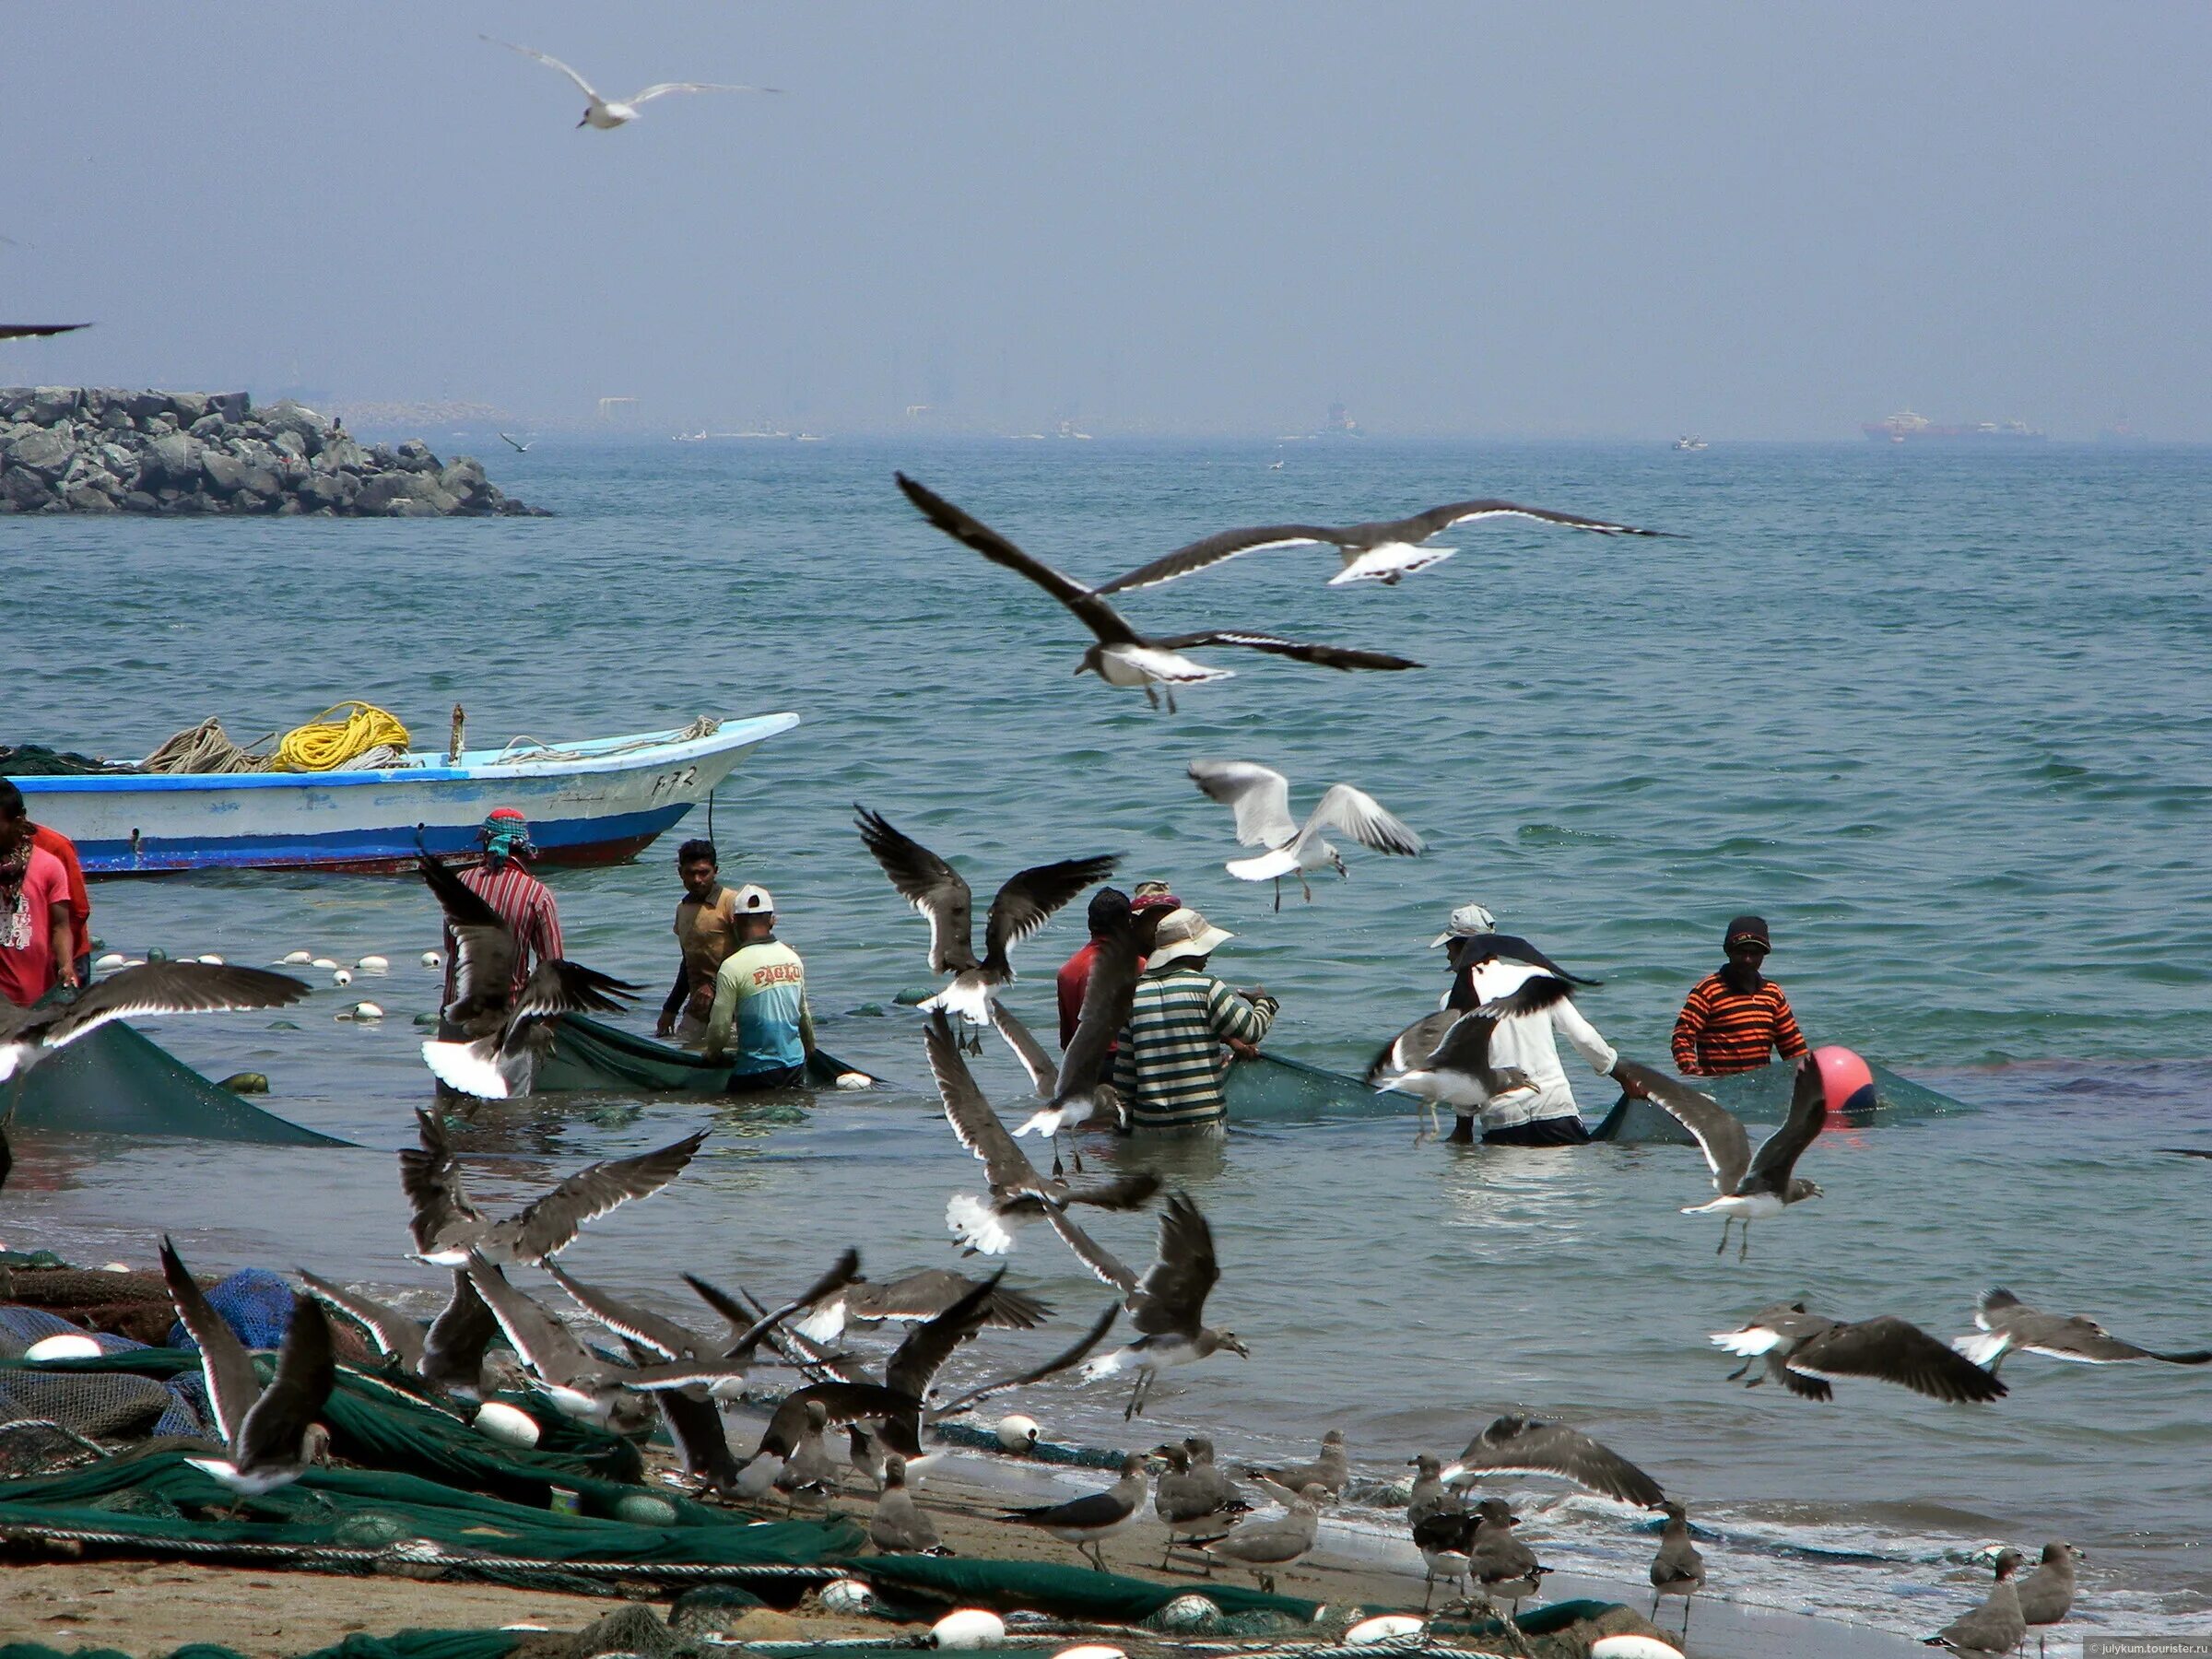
675,887,743,1018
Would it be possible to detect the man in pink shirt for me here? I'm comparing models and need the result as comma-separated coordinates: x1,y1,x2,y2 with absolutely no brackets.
0,780,76,1008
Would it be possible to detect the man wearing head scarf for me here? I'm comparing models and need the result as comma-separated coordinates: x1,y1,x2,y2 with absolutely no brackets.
441,807,563,1011
1671,915,1809,1077
1111,905,1277,1135
1428,900,1626,1146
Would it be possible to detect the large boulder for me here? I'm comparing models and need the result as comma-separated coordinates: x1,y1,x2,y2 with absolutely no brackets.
169,392,211,425
199,449,247,492
2,470,56,510
139,431,203,488
5,425,76,477
257,399,324,454
125,390,175,423
296,470,358,511
65,484,120,512
209,391,251,422
188,412,228,439
29,386,80,424
392,438,439,473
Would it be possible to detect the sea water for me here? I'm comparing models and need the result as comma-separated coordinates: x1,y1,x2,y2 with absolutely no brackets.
4,437,2207,1641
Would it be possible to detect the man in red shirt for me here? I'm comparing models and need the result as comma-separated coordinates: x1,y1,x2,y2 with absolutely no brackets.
0,781,77,1007
29,822,90,984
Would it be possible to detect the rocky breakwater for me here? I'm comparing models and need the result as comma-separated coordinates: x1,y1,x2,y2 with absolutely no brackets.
0,387,547,516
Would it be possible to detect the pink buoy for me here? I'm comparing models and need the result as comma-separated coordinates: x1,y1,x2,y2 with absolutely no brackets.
1814,1044,1877,1118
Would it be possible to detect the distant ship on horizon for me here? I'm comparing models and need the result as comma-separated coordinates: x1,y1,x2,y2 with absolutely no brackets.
1865,410,2045,443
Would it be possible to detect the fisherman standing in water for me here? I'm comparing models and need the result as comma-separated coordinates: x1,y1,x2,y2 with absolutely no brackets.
1430,901,1625,1147
1671,914,1809,1077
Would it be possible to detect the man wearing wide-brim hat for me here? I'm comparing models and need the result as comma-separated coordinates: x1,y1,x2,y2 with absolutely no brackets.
1109,906,1278,1135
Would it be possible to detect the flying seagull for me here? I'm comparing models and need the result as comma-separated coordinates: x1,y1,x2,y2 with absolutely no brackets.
416,853,641,1099
1367,980,1571,1139
1055,1189,1250,1418
1187,760,1424,909
922,1011,1160,1254
463,1259,659,1432
791,1266,1051,1347
896,473,1420,712
990,887,1138,1173
298,1267,499,1398
0,323,90,340
1711,1302,2006,1404
498,432,531,453
2,962,309,1088
854,806,1113,1035
1095,498,1669,593
481,36,780,129
1953,1288,2212,1371
398,1108,706,1266
160,1238,335,1504
1441,1414,1666,1508
1616,1053,1827,1257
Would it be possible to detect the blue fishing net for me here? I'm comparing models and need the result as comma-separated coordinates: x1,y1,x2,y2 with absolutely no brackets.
167,1268,295,1351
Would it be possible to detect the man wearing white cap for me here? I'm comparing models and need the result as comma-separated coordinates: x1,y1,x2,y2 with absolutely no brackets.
1110,906,1278,1135
704,883,817,1091
1429,900,1622,1147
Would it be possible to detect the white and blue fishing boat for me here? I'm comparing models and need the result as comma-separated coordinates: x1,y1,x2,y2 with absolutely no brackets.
10,712,798,876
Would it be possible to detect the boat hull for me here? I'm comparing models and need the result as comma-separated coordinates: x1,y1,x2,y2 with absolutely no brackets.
11,713,798,876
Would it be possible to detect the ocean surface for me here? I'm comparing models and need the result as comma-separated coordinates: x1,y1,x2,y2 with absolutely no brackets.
5,437,2209,1644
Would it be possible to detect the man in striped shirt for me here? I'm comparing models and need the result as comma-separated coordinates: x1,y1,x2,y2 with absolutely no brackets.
441,807,564,1007
1110,907,1277,1135
1671,914,1809,1077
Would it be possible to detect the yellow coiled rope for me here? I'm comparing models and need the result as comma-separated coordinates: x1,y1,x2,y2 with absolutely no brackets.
270,701,412,772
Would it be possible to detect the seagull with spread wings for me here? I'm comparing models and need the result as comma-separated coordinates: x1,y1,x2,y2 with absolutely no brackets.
896,473,1420,712
160,1238,336,1505
1712,1302,2006,1404
415,853,641,1100
2,962,308,1091
1615,1053,1828,1258
481,36,780,130
298,1267,500,1399
1186,760,1424,909
399,1108,705,1266
1366,980,1576,1140
988,888,1139,1173
1096,497,1669,592
1055,1190,1249,1419
1953,1288,2212,1371
855,806,1113,1041
923,1012,1159,1254
1441,1414,1667,1509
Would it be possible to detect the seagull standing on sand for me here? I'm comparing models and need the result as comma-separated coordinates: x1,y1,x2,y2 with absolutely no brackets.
481,37,781,129
1190,1477,1325,1594
1615,1053,1827,1258
870,1453,947,1553
160,1239,335,1506
1000,1453,1151,1572
2013,1541,2080,1657
895,474,1420,712
398,1108,706,1266
1952,1288,2212,1371
1186,761,1424,909
1925,1547,2028,1656
1712,1302,2006,1404
854,806,1114,1038
1648,1500,1707,1639
1152,1439,1250,1568
1093,498,1668,592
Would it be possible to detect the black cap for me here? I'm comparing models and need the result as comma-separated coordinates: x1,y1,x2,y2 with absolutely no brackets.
1724,914,1771,950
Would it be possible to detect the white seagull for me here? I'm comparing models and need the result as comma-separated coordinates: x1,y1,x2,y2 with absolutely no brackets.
1615,1053,1828,1259
481,37,781,130
1186,760,1423,908
1095,498,1669,592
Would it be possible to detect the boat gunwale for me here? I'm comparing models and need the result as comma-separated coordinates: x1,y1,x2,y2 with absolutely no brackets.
9,712,801,794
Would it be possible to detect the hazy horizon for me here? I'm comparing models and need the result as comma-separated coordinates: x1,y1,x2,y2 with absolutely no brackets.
6,3,2208,441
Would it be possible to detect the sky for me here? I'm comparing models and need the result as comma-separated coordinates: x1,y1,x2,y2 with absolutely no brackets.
5,3,2209,439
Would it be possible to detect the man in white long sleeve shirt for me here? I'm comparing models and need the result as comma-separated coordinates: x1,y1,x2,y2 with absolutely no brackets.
1430,902,1618,1147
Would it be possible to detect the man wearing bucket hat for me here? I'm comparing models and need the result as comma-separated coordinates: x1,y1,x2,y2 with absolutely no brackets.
704,883,818,1092
1109,905,1277,1135
1428,900,1625,1147
1671,914,1808,1077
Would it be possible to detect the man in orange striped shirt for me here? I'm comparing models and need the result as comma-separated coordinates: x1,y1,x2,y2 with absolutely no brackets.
1671,915,1809,1077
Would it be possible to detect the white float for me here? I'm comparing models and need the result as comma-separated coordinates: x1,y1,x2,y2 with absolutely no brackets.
311,958,339,971
995,1413,1041,1452
422,950,443,969
929,1610,1006,1650
336,1002,384,1021
94,952,126,971
25,1334,105,1361
818,1579,876,1614
1590,1637,1685,1659
357,954,390,973
332,968,352,986
100,1262,132,1274
473,1401,541,1448
1155,1595,1220,1630
280,950,313,965
1346,1616,1427,1645
196,954,225,965
835,1071,873,1089
1053,1647,1124,1659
